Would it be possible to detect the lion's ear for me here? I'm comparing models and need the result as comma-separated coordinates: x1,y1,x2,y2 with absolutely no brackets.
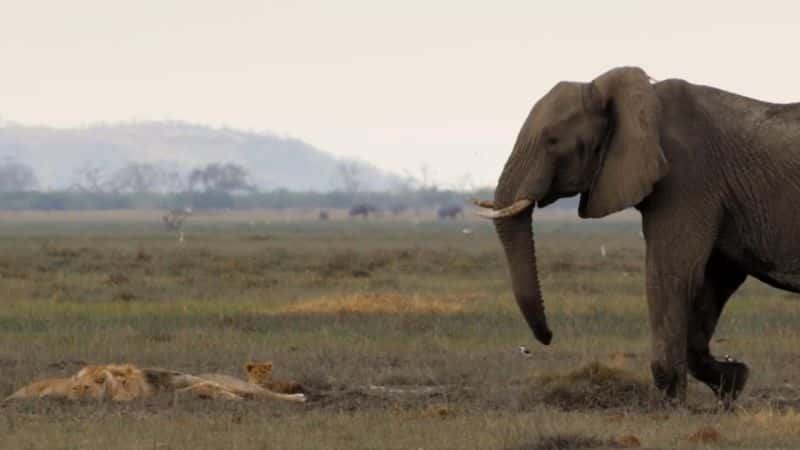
265,362,273,370
245,363,255,372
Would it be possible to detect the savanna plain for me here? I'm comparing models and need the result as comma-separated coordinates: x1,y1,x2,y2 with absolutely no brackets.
1,210,799,449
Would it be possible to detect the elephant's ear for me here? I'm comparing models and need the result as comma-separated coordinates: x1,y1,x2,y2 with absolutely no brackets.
579,67,669,218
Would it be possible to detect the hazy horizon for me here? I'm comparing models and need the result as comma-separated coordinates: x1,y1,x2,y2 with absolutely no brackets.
2,1,798,187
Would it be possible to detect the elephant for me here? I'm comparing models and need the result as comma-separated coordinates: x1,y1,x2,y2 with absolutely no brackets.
349,203,379,219
473,66,800,404
437,205,464,220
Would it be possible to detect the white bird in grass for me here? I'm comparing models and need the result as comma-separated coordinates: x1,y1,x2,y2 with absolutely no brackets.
518,345,533,358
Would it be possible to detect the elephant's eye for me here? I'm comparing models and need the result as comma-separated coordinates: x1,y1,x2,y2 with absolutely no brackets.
546,137,559,146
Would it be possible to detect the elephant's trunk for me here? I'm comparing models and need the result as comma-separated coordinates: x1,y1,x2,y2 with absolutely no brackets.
494,208,552,345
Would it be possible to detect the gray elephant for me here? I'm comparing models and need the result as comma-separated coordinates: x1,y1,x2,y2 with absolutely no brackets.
474,66,800,403
349,203,379,219
437,205,464,220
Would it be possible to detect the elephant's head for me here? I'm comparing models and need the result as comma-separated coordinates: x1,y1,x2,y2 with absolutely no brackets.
477,67,668,345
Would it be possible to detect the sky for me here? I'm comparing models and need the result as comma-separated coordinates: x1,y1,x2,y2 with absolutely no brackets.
0,1,798,188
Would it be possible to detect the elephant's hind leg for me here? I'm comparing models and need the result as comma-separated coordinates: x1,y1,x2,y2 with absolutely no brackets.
688,252,749,403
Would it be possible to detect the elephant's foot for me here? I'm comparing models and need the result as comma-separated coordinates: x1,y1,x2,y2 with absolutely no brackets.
689,354,749,405
712,360,749,405
651,361,687,403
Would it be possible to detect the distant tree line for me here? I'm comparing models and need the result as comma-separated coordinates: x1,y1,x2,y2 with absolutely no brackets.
70,161,254,194
0,187,495,211
0,158,499,210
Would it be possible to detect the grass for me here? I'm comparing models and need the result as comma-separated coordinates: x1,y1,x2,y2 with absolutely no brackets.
0,211,799,449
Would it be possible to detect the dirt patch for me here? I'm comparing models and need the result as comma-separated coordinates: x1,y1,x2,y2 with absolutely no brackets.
687,426,721,444
533,362,655,411
610,434,642,448
308,388,396,413
269,292,481,316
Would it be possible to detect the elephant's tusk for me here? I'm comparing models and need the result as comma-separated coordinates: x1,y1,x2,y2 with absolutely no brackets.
475,199,533,219
470,197,495,209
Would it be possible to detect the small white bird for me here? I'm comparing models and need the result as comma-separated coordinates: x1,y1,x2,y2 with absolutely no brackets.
518,345,533,357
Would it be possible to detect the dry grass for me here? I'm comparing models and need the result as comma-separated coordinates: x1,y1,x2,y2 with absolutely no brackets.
0,213,799,448
269,292,481,316
503,433,607,450
533,362,655,411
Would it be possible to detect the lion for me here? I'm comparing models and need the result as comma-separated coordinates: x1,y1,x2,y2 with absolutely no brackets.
76,364,152,401
176,379,245,401
5,367,117,402
191,373,305,402
142,367,306,402
6,363,306,403
4,377,78,401
245,361,305,394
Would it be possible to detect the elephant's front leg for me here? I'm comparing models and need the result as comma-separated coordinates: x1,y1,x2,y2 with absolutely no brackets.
644,242,711,402
646,271,689,401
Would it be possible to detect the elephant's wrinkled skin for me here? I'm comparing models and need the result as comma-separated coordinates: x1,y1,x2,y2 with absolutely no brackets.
479,66,800,403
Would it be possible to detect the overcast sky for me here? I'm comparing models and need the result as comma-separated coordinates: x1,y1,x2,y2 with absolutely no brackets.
0,1,798,187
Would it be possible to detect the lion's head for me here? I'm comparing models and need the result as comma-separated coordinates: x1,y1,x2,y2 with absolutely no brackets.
75,364,152,401
70,366,117,400
245,361,273,384
106,364,152,401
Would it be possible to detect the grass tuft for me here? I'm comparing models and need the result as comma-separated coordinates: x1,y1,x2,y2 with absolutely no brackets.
534,362,654,411
504,433,606,450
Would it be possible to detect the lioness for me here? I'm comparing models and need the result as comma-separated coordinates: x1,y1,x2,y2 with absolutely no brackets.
144,367,306,402
5,367,116,401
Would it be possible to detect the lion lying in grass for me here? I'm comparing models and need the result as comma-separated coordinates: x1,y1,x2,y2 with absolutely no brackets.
4,362,306,403
4,364,141,402
245,361,305,394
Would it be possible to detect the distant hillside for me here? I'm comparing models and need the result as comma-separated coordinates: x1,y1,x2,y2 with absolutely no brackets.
0,121,404,192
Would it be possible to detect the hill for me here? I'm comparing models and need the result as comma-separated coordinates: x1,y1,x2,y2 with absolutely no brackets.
0,121,404,192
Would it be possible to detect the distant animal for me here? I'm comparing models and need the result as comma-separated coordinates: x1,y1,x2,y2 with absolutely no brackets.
437,205,463,220
318,210,330,221
349,203,379,219
245,361,305,394
474,65,800,404
163,207,192,230
389,204,407,215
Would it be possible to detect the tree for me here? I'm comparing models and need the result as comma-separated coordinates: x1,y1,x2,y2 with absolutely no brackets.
0,159,38,192
188,163,254,193
337,162,362,193
71,163,111,193
111,163,167,193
